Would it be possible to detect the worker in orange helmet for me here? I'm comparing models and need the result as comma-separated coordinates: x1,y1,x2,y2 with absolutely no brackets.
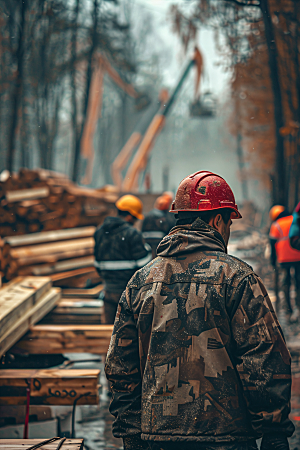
106,171,293,450
142,192,176,258
94,195,151,324
269,204,300,321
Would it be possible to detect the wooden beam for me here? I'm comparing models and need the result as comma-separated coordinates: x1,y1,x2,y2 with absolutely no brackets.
0,439,84,450
0,277,52,341
0,369,100,406
18,257,94,276
11,324,113,354
4,226,95,247
10,237,94,259
62,284,103,298
5,187,50,203
0,288,61,357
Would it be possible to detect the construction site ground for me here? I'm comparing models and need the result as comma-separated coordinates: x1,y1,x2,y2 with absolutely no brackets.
1,215,300,449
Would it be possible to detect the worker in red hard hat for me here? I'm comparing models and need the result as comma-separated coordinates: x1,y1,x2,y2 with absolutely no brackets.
142,192,176,258
269,204,300,321
105,171,293,450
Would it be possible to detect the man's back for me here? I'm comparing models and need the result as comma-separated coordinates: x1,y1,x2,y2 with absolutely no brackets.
105,219,293,444
94,216,151,293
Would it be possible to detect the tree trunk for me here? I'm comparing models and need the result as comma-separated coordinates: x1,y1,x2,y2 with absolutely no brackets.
7,1,26,172
260,0,286,205
72,0,99,183
70,0,80,182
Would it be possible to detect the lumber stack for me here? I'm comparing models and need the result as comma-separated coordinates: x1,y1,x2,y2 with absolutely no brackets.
0,168,117,237
0,368,100,405
0,439,84,450
11,325,113,355
1,226,101,282
0,277,61,357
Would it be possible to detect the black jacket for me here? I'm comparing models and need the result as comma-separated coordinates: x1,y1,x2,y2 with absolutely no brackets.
142,209,176,254
94,216,151,293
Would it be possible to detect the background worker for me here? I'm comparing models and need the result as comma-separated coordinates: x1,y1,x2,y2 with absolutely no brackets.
269,204,300,321
106,171,294,450
290,201,300,251
94,194,151,324
142,192,175,257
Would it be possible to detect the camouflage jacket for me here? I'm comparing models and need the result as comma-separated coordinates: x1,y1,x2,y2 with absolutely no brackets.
94,216,151,293
105,218,294,443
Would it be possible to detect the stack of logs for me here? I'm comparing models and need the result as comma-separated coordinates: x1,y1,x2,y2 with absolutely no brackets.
1,226,101,282
0,168,118,237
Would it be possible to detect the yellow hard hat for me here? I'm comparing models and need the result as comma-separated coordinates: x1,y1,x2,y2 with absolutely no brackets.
269,205,285,222
116,195,144,220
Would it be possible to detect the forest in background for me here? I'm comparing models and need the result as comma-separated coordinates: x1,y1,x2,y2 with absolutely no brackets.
172,0,300,209
0,0,300,209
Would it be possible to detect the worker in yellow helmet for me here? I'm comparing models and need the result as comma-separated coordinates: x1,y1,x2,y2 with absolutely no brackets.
94,195,151,324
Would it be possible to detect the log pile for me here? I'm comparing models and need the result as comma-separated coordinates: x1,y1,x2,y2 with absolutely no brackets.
0,168,118,237
1,226,101,282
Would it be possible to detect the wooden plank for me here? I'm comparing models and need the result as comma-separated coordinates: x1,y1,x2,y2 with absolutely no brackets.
4,226,95,247
18,258,95,277
11,324,113,355
14,247,94,267
0,288,61,357
0,369,100,406
52,269,100,289
62,284,103,298
6,187,50,203
50,267,95,282
10,238,94,259
0,439,83,450
0,277,52,341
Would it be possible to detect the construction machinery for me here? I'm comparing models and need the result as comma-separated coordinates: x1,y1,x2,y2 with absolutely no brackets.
111,46,216,192
80,54,150,185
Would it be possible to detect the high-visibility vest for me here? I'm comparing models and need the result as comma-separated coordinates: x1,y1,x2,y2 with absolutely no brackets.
269,215,300,263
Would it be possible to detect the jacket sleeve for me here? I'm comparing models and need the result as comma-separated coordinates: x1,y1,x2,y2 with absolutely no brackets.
230,274,295,438
289,211,300,251
105,287,142,438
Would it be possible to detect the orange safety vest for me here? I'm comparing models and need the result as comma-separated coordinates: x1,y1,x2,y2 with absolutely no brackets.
269,215,300,263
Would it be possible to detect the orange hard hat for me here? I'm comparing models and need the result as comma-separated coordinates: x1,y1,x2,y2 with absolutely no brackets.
170,171,242,219
155,192,174,211
116,195,144,220
269,205,285,222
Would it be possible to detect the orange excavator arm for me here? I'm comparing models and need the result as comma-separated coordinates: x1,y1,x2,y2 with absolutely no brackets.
80,54,145,185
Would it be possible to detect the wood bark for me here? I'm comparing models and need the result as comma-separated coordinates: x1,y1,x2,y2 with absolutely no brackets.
260,0,286,205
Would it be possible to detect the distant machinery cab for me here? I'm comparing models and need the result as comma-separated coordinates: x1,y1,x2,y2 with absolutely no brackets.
190,91,217,118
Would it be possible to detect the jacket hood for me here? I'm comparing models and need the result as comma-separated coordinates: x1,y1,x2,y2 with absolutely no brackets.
101,216,130,232
156,217,226,257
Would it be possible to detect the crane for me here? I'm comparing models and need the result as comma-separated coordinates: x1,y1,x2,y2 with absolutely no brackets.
80,54,150,185
111,47,210,192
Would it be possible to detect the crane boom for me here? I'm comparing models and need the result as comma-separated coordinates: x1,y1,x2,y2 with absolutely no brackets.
122,48,202,192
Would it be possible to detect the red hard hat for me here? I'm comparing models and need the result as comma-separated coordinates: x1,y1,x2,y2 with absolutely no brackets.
170,171,242,219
